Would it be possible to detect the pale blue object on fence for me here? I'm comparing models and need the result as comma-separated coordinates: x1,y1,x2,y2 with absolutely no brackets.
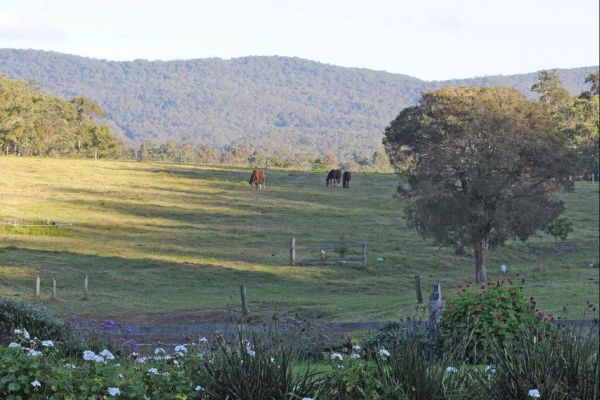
500,264,508,274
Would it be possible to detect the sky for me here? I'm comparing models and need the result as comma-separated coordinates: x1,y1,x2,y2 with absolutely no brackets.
0,0,598,81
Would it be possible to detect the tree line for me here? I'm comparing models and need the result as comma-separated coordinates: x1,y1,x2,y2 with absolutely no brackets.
0,76,120,159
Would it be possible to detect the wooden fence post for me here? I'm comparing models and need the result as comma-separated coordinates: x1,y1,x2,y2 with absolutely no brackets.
429,283,442,327
290,237,296,266
361,243,367,267
84,275,89,300
35,275,40,299
415,275,423,304
51,276,57,301
240,285,249,316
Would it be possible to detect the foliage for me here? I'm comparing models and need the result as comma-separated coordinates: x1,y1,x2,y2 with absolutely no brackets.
195,334,322,399
532,70,599,180
0,75,119,158
440,279,550,362
0,299,65,346
0,49,595,162
383,86,577,282
360,320,436,356
545,217,574,242
319,338,465,400
465,325,599,400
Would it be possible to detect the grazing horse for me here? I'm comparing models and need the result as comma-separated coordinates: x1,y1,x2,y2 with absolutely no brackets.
342,171,351,188
326,169,342,186
249,168,266,189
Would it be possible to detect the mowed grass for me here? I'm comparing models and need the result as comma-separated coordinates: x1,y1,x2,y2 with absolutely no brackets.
0,157,598,322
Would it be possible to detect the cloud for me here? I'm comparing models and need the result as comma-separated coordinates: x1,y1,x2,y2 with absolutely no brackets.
0,10,65,42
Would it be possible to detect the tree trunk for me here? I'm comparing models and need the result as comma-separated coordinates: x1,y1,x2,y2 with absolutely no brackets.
473,236,488,283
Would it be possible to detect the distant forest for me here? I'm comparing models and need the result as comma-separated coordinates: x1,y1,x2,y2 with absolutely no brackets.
0,49,596,163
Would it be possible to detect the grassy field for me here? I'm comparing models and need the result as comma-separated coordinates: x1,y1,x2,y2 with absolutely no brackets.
0,157,598,323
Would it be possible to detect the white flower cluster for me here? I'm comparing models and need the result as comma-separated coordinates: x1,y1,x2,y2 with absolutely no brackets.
41,340,54,347
243,341,256,357
14,328,30,340
485,365,496,374
446,366,458,373
147,367,159,375
107,387,120,397
528,389,541,398
31,380,41,388
175,344,187,354
351,345,361,360
82,349,113,364
330,352,343,362
195,385,204,392
378,348,390,358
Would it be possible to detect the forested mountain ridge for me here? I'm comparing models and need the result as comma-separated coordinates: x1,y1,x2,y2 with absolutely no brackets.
0,49,596,160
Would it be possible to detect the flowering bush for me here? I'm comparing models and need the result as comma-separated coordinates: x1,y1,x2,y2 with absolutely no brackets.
0,299,66,345
440,279,548,361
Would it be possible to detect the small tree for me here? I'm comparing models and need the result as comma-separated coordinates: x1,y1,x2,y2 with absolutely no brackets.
384,87,576,282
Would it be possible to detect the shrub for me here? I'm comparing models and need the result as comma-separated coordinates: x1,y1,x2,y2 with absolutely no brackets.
196,333,322,399
319,338,465,400
464,325,599,400
360,320,436,357
0,299,64,345
440,279,548,362
546,217,574,242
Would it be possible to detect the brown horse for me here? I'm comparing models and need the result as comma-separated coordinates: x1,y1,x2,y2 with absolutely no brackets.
326,169,342,186
249,169,266,189
342,171,351,188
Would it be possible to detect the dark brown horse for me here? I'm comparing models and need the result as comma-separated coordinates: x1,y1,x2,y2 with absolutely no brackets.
249,169,266,189
326,169,342,186
342,171,351,188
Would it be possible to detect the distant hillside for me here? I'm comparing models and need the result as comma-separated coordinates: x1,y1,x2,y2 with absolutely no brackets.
0,49,596,160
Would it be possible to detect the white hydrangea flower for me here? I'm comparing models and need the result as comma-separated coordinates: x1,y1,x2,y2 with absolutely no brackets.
351,353,361,359
27,349,42,357
446,366,458,373
198,337,208,344
195,385,204,392
174,344,187,353
14,328,30,339
8,342,21,349
117,373,124,379
330,352,343,361
147,367,159,375
352,345,361,352
154,348,165,355
379,348,391,358
528,389,541,398
64,363,76,369
93,355,106,364
107,387,120,397
247,349,256,357
83,350,96,361
31,380,41,388
41,340,54,347
302,397,314,400
100,349,115,360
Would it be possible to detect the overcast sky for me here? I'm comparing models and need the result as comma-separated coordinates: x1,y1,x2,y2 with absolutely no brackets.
0,0,598,80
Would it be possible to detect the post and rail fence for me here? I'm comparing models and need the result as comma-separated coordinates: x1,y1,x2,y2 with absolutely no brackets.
289,236,367,267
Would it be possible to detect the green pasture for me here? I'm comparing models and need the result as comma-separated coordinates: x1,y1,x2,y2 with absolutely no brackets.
0,157,598,322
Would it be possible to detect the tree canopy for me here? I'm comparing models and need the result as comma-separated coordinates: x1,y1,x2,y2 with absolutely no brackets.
384,86,576,282
0,75,119,158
